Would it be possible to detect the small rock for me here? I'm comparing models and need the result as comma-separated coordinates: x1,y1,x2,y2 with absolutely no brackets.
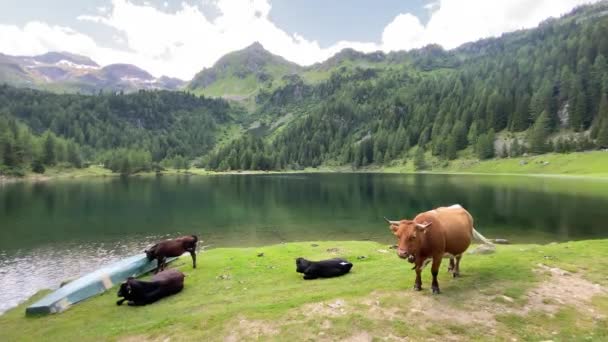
376,249,389,254
327,300,345,309
500,295,514,303
257,252,264,257
520,160,528,165
326,248,340,253
311,243,319,247
357,255,368,260
493,238,510,244
217,274,231,280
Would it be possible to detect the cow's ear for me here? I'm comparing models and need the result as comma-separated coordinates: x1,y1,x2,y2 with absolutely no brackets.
389,224,399,233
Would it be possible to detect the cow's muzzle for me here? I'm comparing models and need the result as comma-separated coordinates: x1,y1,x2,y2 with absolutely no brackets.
397,249,416,263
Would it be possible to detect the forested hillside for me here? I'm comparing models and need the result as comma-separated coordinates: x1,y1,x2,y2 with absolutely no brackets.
206,2,608,170
2,2,608,175
0,86,235,175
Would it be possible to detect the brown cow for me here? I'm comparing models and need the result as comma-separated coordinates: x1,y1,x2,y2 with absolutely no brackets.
385,204,493,294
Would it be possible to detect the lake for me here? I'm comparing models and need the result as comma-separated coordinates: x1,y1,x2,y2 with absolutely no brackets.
1,173,608,314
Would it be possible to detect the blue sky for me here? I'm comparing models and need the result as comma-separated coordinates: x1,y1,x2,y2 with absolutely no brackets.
0,0,598,79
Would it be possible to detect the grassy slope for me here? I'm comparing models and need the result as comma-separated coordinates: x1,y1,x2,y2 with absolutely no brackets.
1,240,607,341
380,150,608,178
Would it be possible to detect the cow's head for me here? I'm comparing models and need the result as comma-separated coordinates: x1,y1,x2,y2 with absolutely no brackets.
117,278,134,297
295,257,310,273
385,217,432,263
144,244,158,260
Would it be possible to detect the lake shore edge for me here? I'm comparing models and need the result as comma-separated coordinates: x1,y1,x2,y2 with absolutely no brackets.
1,239,606,341
3,150,608,184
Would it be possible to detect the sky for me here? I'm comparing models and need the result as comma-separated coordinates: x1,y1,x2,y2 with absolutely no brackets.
0,0,601,79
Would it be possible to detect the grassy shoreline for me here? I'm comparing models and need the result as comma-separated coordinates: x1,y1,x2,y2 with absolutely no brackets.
2,150,608,184
0,240,606,341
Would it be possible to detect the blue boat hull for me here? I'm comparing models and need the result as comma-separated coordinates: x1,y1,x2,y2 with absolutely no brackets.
26,254,178,316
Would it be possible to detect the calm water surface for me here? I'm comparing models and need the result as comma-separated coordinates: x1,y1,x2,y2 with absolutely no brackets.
1,173,608,314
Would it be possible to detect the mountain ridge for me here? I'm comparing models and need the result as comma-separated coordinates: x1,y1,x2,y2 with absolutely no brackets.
0,51,186,93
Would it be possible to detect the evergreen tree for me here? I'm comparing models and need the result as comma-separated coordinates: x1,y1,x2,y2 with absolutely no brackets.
42,132,56,166
528,110,551,153
598,95,608,147
414,147,426,171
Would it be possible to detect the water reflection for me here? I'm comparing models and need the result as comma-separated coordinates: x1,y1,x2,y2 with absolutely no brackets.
1,173,608,314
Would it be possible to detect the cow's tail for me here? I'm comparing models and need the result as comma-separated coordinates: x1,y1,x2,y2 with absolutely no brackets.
472,227,494,246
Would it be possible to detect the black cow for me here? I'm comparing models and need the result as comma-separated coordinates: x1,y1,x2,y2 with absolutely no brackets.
145,235,198,274
295,257,353,280
116,269,185,306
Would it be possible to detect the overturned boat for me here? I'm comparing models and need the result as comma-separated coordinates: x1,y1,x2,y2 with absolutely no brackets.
26,254,177,316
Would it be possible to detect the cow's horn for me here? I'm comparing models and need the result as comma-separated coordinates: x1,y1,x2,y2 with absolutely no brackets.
384,217,400,225
416,221,432,229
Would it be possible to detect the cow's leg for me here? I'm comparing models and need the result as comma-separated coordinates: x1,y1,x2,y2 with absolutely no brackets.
453,254,462,278
414,259,424,291
431,256,442,294
159,257,167,272
448,257,455,273
189,250,197,269
154,258,161,274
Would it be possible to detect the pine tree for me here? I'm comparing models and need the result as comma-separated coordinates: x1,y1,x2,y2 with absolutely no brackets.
42,132,56,166
414,147,426,171
598,95,608,148
528,110,551,153
446,135,457,160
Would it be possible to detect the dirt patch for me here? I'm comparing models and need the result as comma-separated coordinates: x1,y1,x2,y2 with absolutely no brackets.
119,336,170,342
224,317,279,342
302,299,348,317
220,265,606,340
342,331,372,342
524,264,607,317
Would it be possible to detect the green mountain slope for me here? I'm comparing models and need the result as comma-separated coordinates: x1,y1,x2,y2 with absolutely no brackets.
205,1,608,170
188,42,302,99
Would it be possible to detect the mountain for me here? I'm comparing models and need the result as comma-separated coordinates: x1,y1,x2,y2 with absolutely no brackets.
2,1,608,176
0,51,186,93
188,42,302,99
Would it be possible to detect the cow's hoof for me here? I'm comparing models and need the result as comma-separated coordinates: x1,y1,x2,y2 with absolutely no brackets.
413,285,422,291
432,287,441,294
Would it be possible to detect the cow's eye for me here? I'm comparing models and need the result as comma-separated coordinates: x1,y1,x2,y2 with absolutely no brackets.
409,236,415,241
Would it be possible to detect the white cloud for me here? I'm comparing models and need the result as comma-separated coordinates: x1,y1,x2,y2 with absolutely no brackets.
382,0,600,51
0,0,601,80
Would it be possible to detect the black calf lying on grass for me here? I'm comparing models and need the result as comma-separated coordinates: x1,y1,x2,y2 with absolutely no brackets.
116,269,185,306
295,257,353,280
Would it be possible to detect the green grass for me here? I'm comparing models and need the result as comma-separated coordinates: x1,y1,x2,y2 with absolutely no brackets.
1,240,607,341
378,150,608,178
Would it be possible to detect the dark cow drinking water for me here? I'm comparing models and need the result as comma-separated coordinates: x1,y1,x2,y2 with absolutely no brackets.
145,235,199,273
295,257,353,279
116,269,185,306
